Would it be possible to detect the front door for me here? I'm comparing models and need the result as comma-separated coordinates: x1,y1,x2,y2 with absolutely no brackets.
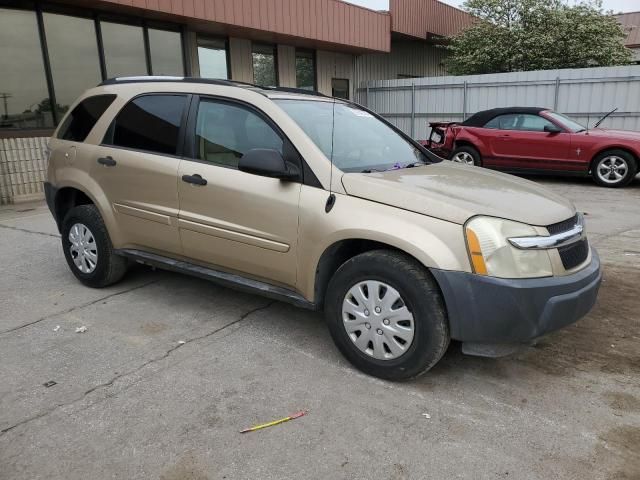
177,96,301,287
484,113,571,170
91,94,189,255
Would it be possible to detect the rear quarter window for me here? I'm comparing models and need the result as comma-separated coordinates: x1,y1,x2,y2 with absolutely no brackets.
57,94,116,142
103,94,187,156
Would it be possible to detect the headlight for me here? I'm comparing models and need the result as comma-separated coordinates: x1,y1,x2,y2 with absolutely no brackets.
465,216,553,278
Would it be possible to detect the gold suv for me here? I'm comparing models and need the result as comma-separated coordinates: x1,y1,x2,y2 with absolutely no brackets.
45,78,601,379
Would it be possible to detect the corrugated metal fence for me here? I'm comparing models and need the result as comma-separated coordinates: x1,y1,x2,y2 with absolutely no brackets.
357,65,640,140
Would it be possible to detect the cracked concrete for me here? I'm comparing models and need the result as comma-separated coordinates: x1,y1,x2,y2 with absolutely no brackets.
0,177,639,480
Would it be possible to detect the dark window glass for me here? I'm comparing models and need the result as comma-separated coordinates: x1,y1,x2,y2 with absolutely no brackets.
331,78,349,100
195,99,282,168
0,8,53,129
108,95,187,155
516,114,556,132
485,113,555,131
149,29,184,76
484,114,519,130
197,37,228,79
101,22,147,78
252,44,278,87
44,13,102,120
295,50,315,90
58,95,116,141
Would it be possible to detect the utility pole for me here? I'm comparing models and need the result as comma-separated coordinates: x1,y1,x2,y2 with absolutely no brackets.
0,93,11,119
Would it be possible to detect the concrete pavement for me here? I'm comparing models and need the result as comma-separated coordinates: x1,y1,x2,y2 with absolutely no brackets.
0,176,638,480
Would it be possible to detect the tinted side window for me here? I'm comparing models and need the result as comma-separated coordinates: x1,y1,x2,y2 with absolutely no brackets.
195,100,283,168
484,114,518,130
58,95,116,141
517,114,555,132
106,95,187,155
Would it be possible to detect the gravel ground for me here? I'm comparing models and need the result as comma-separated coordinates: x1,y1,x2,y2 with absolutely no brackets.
0,175,638,480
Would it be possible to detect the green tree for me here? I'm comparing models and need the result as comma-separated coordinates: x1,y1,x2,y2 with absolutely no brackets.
446,0,632,75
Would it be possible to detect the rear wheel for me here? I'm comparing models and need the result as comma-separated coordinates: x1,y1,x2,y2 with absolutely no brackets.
451,146,481,166
591,150,637,188
61,205,127,288
324,250,450,380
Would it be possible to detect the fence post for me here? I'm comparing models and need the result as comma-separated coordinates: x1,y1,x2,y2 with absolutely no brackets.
462,81,468,120
366,85,370,108
411,83,416,139
554,77,560,110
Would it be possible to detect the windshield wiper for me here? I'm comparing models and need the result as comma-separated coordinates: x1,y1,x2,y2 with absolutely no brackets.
403,161,428,168
593,108,618,129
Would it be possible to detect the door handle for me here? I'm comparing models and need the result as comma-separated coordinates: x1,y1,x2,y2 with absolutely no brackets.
97,156,116,167
181,174,207,186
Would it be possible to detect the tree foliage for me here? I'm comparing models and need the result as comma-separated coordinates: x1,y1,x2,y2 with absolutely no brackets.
446,0,633,75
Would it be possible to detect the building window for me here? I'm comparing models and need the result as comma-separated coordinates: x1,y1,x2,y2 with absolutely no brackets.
101,21,147,78
295,49,316,90
148,29,184,76
0,6,184,131
331,78,350,100
0,8,53,129
43,13,102,120
197,37,229,79
105,95,188,156
252,44,278,87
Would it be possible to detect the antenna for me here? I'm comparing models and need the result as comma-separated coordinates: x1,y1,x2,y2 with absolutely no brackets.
325,96,336,213
325,57,338,213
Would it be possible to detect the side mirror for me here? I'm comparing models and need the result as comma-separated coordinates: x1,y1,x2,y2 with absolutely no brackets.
544,124,562,134
238,149,299,180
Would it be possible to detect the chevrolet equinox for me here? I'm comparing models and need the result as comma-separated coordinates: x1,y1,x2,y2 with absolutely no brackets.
45,77,602,380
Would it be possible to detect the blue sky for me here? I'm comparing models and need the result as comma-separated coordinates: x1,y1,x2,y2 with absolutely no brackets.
350,0,640,13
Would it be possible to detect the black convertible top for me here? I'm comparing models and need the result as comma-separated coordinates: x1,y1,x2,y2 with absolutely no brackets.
461,107,549,127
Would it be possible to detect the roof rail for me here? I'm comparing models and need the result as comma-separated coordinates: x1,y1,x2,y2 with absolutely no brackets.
98,76,239,87
98,76,329,98
260,86,328,97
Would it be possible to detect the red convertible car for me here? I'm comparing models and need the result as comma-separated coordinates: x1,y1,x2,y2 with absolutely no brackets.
421,107,640,187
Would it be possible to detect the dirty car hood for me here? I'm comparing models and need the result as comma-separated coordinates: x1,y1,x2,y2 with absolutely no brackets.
341,162,576,225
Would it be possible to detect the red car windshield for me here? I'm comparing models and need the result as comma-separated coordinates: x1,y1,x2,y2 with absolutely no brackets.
546,112,587,133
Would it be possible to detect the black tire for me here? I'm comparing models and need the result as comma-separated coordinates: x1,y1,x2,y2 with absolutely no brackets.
450,145,481,166
61,204,127,288
324,250,450,380
591,149,638,188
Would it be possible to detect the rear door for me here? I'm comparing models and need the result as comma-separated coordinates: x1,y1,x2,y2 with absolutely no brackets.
177,96,301,287
484,113,571,170
91,93,189,255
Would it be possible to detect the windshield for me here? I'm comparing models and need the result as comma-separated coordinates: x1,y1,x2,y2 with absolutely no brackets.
274,99,428,172
546,112,587,133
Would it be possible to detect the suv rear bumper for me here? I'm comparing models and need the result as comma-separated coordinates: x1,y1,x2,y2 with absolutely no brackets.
430,248,601,344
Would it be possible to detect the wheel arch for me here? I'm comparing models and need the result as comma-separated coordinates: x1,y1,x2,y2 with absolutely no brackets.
53,187,95,228
312,238,448,311
589,146,639,172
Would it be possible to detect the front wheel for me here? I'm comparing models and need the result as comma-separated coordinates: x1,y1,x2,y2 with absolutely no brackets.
591,150,637,188
324,250,450,380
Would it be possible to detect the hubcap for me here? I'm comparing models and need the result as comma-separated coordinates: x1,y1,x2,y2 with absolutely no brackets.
68,223,98,273
452,152,475,165
342,280,415,360
597,156,628,184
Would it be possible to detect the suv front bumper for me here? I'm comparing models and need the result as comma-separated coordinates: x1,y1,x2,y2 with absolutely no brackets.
431,248,601,346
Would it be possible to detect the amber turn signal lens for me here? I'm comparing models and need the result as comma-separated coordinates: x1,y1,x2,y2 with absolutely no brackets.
465,227,488,275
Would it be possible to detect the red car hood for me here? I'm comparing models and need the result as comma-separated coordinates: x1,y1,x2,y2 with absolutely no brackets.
581,128,640,142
